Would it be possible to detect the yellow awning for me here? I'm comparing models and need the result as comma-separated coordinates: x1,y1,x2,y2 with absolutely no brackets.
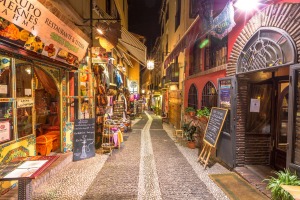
118,28,147,66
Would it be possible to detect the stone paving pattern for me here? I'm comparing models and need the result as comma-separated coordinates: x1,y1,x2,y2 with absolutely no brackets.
28,112,231,199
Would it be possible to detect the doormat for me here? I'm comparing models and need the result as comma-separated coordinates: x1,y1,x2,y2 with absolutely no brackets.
209,173,268,200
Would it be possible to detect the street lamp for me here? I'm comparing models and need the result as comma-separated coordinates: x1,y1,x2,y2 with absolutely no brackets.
147,60,154,70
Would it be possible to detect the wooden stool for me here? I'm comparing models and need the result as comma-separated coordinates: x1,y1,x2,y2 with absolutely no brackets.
175,130,184,143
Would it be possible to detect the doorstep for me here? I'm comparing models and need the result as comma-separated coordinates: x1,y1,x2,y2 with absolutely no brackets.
0,152,73,199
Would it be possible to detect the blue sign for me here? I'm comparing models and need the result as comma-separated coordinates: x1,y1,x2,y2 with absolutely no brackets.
211,2,236,39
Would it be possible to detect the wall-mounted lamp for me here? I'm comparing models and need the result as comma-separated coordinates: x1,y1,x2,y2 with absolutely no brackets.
97,28,104,35
234,0,259,11
25,67,31,74
147,60,154,70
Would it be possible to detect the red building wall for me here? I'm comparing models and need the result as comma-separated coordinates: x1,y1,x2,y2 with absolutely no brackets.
184,70,226,109
228,0,299,62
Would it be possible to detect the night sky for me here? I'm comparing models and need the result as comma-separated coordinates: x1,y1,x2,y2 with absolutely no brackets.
128,0,161,53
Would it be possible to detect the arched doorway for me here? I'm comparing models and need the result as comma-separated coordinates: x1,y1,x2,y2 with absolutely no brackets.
34,66,61,155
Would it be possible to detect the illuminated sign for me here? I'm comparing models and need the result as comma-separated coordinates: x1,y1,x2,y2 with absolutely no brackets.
0,0,89,66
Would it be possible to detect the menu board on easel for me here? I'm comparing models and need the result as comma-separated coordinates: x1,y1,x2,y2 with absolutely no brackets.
198,107,228,169
203,108,228,147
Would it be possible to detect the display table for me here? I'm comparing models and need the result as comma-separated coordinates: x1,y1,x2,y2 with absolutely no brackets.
0,156,59,200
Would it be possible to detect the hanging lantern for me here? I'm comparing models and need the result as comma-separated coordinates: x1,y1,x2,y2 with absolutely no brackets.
98,36,114,51
147,60,154,70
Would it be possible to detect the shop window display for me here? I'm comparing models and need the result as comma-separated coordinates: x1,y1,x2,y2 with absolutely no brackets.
0,56,12,98
16,62,34,138
0,102,13,144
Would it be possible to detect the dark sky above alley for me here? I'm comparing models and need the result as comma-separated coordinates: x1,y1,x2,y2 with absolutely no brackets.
128,0,161,52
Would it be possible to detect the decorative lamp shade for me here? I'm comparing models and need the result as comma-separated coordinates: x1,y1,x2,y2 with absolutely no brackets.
98,36,114,51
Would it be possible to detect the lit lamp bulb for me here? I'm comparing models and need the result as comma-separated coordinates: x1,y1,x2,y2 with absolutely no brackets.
235,0,259,11
147,60,154,70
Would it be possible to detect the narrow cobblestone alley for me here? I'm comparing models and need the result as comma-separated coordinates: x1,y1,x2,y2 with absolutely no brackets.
32,112,230,200
83,112,228,200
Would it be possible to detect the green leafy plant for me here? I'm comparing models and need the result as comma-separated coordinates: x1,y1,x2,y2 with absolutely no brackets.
185,107,195,113
264,169,300,200
196,107,210,117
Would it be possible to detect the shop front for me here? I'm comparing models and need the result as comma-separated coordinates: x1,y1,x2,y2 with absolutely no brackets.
224,2,300,173
0,0,89,194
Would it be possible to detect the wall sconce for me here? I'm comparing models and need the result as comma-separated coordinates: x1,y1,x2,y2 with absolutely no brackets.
234,0,259,11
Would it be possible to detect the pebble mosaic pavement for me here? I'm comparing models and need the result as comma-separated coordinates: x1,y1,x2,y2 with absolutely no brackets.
31,112,230,200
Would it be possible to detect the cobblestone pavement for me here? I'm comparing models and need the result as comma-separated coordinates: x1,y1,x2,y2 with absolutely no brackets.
32,112,230,199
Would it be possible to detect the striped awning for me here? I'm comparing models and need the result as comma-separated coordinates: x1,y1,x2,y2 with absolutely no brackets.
118,28,147,66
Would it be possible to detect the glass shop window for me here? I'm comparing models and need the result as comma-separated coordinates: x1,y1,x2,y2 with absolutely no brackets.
16,63,33,97
0,102,14,144
0,56,12,98
67,68,94,122
17,107,33,138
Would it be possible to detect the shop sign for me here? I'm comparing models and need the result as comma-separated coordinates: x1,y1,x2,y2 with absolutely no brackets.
210,2,236,39
0,0,89,66
220,80,231,109
17,98,34,108
0,120,10,143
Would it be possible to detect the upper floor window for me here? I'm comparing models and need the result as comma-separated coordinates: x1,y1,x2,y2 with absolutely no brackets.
189,39,201,75
175,0,181,31
201,81,217,109
205,35,227,70
106,0,111,15
188,84,198,109
166,3,169,22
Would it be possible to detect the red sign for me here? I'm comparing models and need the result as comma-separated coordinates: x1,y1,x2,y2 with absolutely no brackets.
0,0,89,66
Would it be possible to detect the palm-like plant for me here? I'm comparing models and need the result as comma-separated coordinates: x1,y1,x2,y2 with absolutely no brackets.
265,169,300,200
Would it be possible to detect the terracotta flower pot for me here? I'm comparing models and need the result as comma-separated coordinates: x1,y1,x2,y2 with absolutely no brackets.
187,141,196,149
189,111,196,117
199,116,208,124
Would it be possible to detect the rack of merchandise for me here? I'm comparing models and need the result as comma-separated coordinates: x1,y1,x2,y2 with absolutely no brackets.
113,100,124,118
102,119,115,155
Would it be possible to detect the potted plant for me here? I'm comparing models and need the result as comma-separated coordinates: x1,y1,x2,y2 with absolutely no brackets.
196,107,210,123
264,169,300,200
185,107,196,117
184,125,197,149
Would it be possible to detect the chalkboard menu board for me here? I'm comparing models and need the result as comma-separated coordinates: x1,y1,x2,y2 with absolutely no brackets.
73,118,95,161
204,107,228,147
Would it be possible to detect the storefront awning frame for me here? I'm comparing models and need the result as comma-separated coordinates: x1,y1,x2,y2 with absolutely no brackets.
164,16,201,69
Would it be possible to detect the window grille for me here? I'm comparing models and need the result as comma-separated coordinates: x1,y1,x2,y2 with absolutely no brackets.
201,81,217,108
189,39,201,75
237,27,296,73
